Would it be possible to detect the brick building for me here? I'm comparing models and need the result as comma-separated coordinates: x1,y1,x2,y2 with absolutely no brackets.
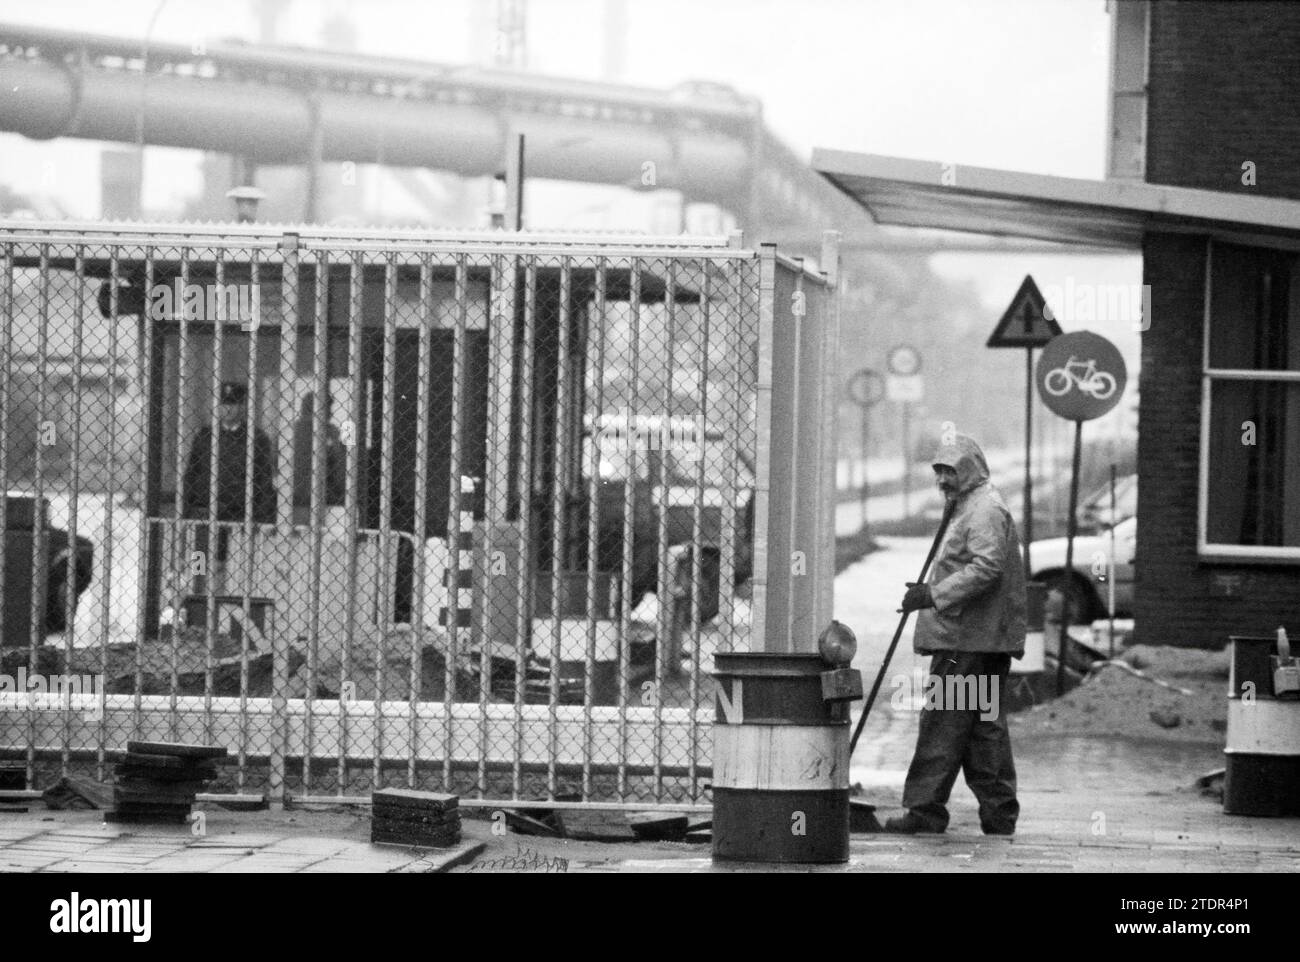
813,0,1300,649
1138,2,1300,647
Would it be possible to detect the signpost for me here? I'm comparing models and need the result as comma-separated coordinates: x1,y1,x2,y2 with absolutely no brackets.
886,346,923,518
987,275,1063,575
1035,330,1127,694
847,368,885,534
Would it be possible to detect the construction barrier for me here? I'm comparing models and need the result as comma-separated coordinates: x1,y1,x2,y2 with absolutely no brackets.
0,221,840,807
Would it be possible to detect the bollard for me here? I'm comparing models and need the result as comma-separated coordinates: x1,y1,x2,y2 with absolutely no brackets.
711,648,861,863
1224,632,1300,816
1015,580,1047,673
438,476,477,630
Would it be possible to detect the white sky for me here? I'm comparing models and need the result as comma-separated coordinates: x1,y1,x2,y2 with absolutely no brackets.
0,0,1141,365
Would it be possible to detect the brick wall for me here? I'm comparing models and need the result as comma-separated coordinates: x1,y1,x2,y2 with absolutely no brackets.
1135,5,1300,648
1147,2,1300,200
1137,233,1300,648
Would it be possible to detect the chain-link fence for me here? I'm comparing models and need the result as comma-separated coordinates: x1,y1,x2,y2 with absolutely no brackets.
0,223,836,807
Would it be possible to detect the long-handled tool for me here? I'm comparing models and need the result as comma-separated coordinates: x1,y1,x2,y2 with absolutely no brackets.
848,499,957,755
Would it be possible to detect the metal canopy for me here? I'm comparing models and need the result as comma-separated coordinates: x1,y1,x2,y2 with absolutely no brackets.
811,149,1300,249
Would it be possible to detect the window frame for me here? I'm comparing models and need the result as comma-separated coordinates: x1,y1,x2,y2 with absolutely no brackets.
1198,240,1300,562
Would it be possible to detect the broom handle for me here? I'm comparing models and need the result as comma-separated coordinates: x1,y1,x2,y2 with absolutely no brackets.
849,499,957,755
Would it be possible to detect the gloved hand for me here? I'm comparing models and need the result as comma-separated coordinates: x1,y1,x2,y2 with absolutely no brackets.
898,582,934,613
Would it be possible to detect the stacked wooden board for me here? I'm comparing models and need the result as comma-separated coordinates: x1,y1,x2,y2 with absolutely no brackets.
370,789,461,848
108,740,227,823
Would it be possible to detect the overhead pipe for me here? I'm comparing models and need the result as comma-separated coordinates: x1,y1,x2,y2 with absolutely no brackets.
0,58,751,197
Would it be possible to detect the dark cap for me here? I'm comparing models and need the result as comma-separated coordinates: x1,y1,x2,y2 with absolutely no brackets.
219,382,248,404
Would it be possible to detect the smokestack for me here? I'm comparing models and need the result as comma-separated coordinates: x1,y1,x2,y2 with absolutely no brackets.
226,185,267,222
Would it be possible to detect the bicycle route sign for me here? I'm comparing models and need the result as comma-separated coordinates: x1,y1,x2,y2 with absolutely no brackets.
1035,330,1127,421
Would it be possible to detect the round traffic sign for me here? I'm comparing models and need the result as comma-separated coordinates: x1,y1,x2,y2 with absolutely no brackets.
847,368,885,408
1035,331,1127,421
887,345,922,376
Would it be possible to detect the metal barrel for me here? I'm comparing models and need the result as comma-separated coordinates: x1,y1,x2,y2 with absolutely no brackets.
1224,635,1300,816
711,651,850,863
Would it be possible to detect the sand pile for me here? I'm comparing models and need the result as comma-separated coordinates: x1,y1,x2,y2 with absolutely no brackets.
1010,644,1229,742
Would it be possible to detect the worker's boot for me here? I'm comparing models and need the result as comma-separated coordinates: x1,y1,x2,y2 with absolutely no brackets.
883,811,945,834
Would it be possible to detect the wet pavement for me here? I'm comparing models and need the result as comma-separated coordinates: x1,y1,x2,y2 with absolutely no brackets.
0,809,483,873
3,537,1295,874
548,732,1300,873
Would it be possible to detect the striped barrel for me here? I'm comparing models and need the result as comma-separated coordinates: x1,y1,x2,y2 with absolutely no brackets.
438,476,477,629
711,652,852,863
1224,635,1300,816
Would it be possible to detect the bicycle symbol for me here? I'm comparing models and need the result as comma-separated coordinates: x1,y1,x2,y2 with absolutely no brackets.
1043,355,1117,400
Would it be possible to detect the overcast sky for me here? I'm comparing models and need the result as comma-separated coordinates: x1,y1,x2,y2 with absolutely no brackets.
0,0,1141,372
0,0,1114,172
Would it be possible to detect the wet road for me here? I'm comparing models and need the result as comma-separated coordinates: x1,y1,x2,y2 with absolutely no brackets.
833,535,934,788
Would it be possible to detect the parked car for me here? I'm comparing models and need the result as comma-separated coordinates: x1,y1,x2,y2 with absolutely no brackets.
1076,472,1137,533
1030,514,1135,624
519,419,756,701
568,416,756,621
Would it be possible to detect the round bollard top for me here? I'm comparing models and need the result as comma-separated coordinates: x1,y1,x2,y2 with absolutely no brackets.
819,620,857,666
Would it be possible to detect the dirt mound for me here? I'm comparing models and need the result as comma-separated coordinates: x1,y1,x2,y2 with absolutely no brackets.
1119,644,1229,679
1010,644,1228,742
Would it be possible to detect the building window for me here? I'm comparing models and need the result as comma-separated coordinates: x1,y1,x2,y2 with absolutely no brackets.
1201,241,1300,560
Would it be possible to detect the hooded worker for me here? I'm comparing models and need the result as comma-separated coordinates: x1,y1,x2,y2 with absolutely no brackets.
885,432,1027,836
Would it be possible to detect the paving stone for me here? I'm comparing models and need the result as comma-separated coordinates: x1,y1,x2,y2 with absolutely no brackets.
260,836,352,856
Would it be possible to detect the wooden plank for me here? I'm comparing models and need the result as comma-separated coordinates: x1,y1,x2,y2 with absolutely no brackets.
197,793,268,810
370,788,458,811
125,740,229,759
502,810,561,838
42,775,115,810
116,752,206,769
370,828,461,847
372,809,461,829
628,813,690,841
114,792,200,807
116,764,218,782
104,810,190,825
116,779,210,795
553,809,637,842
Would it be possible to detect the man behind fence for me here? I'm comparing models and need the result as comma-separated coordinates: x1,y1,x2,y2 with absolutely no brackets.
181,381,277,588
885,433,1026,836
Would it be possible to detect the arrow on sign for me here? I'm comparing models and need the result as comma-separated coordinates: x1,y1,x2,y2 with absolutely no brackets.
987,275,1064,349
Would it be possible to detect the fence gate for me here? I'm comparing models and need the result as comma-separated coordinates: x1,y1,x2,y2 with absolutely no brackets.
0,222,839,807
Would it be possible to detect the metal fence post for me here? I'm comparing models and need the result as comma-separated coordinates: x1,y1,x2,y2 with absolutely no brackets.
818,231,842,630
750,244,779,652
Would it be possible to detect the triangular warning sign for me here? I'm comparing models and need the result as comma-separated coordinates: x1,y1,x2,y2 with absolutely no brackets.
987,275,1063,348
